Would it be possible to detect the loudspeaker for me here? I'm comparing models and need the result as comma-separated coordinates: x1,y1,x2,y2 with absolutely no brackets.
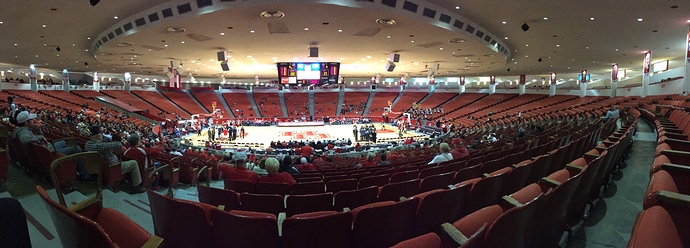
166,72,174,78
521,23,530,32
386,61,396,72
390,53,400,62
431,63,440,71
220,60,230,71
309,47,319,57
217,51,227,61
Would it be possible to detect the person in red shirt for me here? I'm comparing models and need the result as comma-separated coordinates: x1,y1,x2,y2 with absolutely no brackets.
301,144,312,158
219,151,258,183
450,138,469,160
123,134,162,188
296,157,316,172
356,152,377,168
259,157,295,186
327,143,334,151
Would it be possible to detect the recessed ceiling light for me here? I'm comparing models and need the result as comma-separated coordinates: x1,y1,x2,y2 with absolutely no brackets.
250,30,255,33
504,37,508,40
164,44,168,47
114,16,118,19
181,41,185,43
366,56,371,58
439,48,443,50
556,44,560,47
340,58,344,60
525,44,529,46
87,37,90,39
272,57,277,60
686,20,690,23
220,32,225,35
0,22,3,24
209,59,214,62
304,27,309,31
386,35,391,38
14,43,17,46
586,46,589,49
338,29,342,32
191,60,196,63
293,57,298,60
502,21,506,24
455,6,460,9
543,17,548,20
411,40,414,43
42,24,46,28
637,18,643,21
590,17,594,21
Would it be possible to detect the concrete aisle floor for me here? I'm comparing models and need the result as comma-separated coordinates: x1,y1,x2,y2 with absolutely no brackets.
566,121,655,248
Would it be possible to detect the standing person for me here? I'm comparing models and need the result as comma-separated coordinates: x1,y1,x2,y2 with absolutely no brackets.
85,126,145,194
352,124,358,141
5,96,17,125
240,126,245,139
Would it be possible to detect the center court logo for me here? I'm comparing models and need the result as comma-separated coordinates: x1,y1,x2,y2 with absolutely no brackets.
280,131,334,140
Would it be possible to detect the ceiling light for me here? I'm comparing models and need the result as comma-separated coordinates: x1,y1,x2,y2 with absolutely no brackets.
590,17,594,21
366,56,371,58
637,18,643,21
209,59,214,62
686,20,690,23
114,16,118,19
556,44,560,47
293,57,298,60
164,44,168,47
338,29,342,32
250,30,255,33
191,60,196,63
247,55,252,58
181,41,185,43
543,17,548,20
0,22,3,24
525,44,529,46
220,32,225,35
87,37,90,39
386,35,391,38
455,6,460,9
502,21,506,24
439,48,443,50
504,37,508,40
411,40,414,43
304,27,309,31
340,58,344,60
42,24,46,28
14,43,17,46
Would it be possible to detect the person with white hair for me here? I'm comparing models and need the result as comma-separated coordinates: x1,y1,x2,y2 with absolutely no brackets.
259,157,295,186
428,142,453,164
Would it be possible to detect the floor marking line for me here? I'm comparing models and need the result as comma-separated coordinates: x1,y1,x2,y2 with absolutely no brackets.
123,199,151,215
23,208,55,240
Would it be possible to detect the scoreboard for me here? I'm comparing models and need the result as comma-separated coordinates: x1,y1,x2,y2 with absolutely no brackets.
277,62,340,85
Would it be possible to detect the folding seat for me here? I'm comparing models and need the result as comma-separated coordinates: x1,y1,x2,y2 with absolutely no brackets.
171,156,197,185
33,142,77,190
323,174,348,183
392,233,442,248
643,166,690,209
374,168,395,176
334,186,379,211
419,166,445,179
38,152,163,248
291,181,326,195
358,174,390,188
210,209,280,248
285,192,334,217
526,152,556,185
239,193,285,217
481,184,544,248
465,155,485,168
418,172,455,193
440,206,500,248
460,167,511,216
627,205,690,248
326,178,358,193
148,186,213,247
224,179,256,193
282,211,353,248
197,178,240,211
379,179,421,202
499,159,535,196
588,145,618,202
351,198,420,248
390,170,419,183
531,168,584,248
296,176,323,182
411,183,472,236
256,182,291,196
564,155,605,229
452,164,482,184
650,151,690,175
442,160,466,173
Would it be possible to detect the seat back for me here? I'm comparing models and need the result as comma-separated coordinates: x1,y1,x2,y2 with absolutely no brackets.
627,205,690,248
412,183,472,236
197,184,240,211
326,178,358,193
256,182,291,196
358,174,390,188
36,185,114,248
566,155,605,227
210,209,280,248
499,160,535,196
418,172,455,193
352,198,420,248
147,189,213,248
291,181,326,195
390,170,419,183
224,179,256,193
282,211,353,248
391,233,442,248
419,166,445,179
334,186,379,211
379,179,421,202
484,190,544,248
452,164,482,184
239,193,285,216
532,169,583,248
463,167,511,216
285,193,334,217
443,205,503,248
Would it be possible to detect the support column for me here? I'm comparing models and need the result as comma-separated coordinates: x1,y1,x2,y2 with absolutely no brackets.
610,81,617,98
62,69,69,92
459,76,466,94
518,75,526,95
549,84,556,96
124,72,132,92
93,72,100,92
519,84,526,95
459,84,466,94
429,84,435,94
29,65,37,92
684,28,690,94
489,76,496,94
642,76,649,98
579,82,587,98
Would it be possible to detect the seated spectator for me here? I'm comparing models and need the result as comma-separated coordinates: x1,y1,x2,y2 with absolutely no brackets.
296,157,316,172
356,152,377,168
85,126,145,194
377,153,391,166
218,151,258,183
312,155,325,167
249,157,268,176
428,142,453,164
124,134,162,189
450,138,469,160
259,157,295,186
279,155,300,175
11,111,92,182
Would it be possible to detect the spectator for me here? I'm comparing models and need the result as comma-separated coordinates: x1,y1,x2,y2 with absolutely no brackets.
377,153,391,166
0,198,31,248
428,142,453,164
124,134,162,189
249,157,268,176
219,151,258,183
450,138,469,160
357,152,377,168
296,157,316,171
85,126,145,194
259,157,296,186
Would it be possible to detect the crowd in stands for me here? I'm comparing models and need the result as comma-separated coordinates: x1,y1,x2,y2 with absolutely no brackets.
340,100,367,115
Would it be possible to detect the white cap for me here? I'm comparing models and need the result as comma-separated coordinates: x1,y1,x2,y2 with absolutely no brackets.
16,111,37,124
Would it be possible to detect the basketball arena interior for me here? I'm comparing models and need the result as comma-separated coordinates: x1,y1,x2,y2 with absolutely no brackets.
0,0,689,247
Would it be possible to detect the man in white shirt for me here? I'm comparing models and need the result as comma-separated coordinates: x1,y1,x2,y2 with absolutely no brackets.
428,142,453,164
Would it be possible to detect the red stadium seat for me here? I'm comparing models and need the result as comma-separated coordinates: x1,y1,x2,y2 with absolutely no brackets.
392,233,442,248
224,179,256,193
326,178,358,193
147,189,213,248
351,198,420,248
460,167,511,216
285,193,334,217
390,170,419,183
441,205,502,248
483,184,544,248
239,193,285,217
378,179,420,202
532,169,584,248
210,209,280,248
411,183,472,236
256,182,291,196
418,172,455,193
291,181,326,195
358,174,390,188
196,184,240,211
334,186,379,211
627,205,690,248
282,211,353,248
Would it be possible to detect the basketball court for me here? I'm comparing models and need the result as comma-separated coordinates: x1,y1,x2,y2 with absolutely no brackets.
183,123,427,149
